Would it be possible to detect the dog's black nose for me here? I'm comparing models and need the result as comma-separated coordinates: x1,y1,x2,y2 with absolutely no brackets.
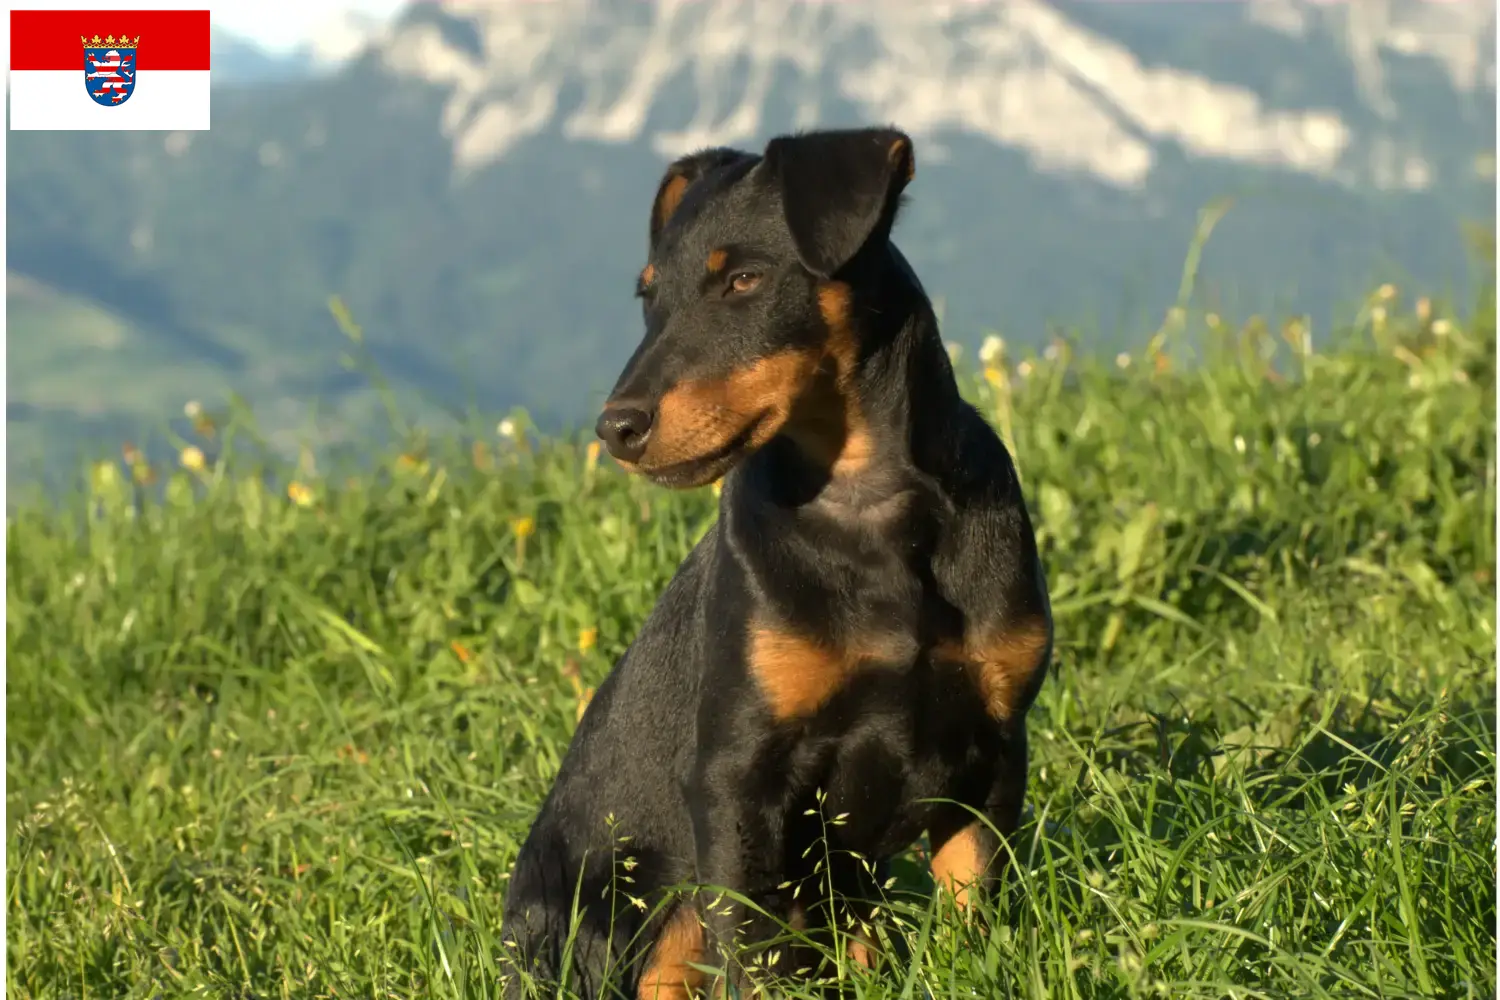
595,406,653,463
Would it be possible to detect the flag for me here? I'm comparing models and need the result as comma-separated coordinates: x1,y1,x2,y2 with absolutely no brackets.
9,9,211,131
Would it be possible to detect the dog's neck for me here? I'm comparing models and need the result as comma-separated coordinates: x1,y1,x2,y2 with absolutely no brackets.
747,243,971,515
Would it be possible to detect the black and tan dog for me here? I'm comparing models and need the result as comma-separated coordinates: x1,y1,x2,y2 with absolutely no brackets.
500,127,1052,999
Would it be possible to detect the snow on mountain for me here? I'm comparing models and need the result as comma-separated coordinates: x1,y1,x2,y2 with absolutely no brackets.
302,9,394,66
1250,0,1496,110
376,0,1494,190
211,28,320,83
211,8,394,84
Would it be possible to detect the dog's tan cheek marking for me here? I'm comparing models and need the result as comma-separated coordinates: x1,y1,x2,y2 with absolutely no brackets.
637,906,707,1000
935,617,1051,723
636,282,864,475
706,248,728,273
647,350,820,468
929,823,985,909
641,263,656,286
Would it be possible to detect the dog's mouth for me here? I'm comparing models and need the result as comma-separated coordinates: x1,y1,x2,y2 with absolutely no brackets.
630,413,769,490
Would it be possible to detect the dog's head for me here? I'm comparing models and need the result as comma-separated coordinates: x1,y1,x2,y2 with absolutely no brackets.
595,127,916,489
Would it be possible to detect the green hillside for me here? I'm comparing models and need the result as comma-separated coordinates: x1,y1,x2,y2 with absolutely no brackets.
8,281,1494,997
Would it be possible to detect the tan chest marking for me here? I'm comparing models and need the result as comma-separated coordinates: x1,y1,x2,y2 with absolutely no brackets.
935,617,1051,723
747,624,906,722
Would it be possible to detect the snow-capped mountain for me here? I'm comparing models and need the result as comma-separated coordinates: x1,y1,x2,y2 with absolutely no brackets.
382,0,1494,188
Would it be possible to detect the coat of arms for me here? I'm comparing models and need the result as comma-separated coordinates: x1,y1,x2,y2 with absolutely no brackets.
82,34,139,107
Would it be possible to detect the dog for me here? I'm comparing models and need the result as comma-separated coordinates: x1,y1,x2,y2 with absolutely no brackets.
500,126,1052,999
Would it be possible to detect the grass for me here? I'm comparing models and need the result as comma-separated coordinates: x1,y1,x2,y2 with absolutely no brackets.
7,281,1496,999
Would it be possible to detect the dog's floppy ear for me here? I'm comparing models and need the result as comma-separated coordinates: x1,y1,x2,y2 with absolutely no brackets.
762,127,915,278
649,147,752,247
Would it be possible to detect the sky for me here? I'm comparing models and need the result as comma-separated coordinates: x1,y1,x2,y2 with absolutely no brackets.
211,0,409,54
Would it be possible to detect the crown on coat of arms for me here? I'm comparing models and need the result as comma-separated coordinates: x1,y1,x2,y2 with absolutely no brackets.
81,34,141,49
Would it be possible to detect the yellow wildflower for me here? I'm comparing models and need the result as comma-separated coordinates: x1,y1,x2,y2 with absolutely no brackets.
90,460,120,493
511,515,536,540
287,481,315,507
179,446,206,471
578,627,598,654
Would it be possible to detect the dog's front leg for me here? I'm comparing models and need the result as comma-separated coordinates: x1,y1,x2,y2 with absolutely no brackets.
929,722,1029,912
688,749,793,994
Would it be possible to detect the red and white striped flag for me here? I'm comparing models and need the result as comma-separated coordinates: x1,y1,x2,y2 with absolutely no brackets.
9,8,211,130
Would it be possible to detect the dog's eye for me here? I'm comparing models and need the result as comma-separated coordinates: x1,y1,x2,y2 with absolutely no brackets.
727,272,762,295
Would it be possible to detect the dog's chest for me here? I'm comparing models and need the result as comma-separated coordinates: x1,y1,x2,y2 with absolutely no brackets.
750,566,1001,725
743,547,1039,729
792,650,1006,855
732,497,1049,847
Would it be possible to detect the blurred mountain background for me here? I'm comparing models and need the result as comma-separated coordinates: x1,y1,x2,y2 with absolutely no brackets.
7,0,1495,480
